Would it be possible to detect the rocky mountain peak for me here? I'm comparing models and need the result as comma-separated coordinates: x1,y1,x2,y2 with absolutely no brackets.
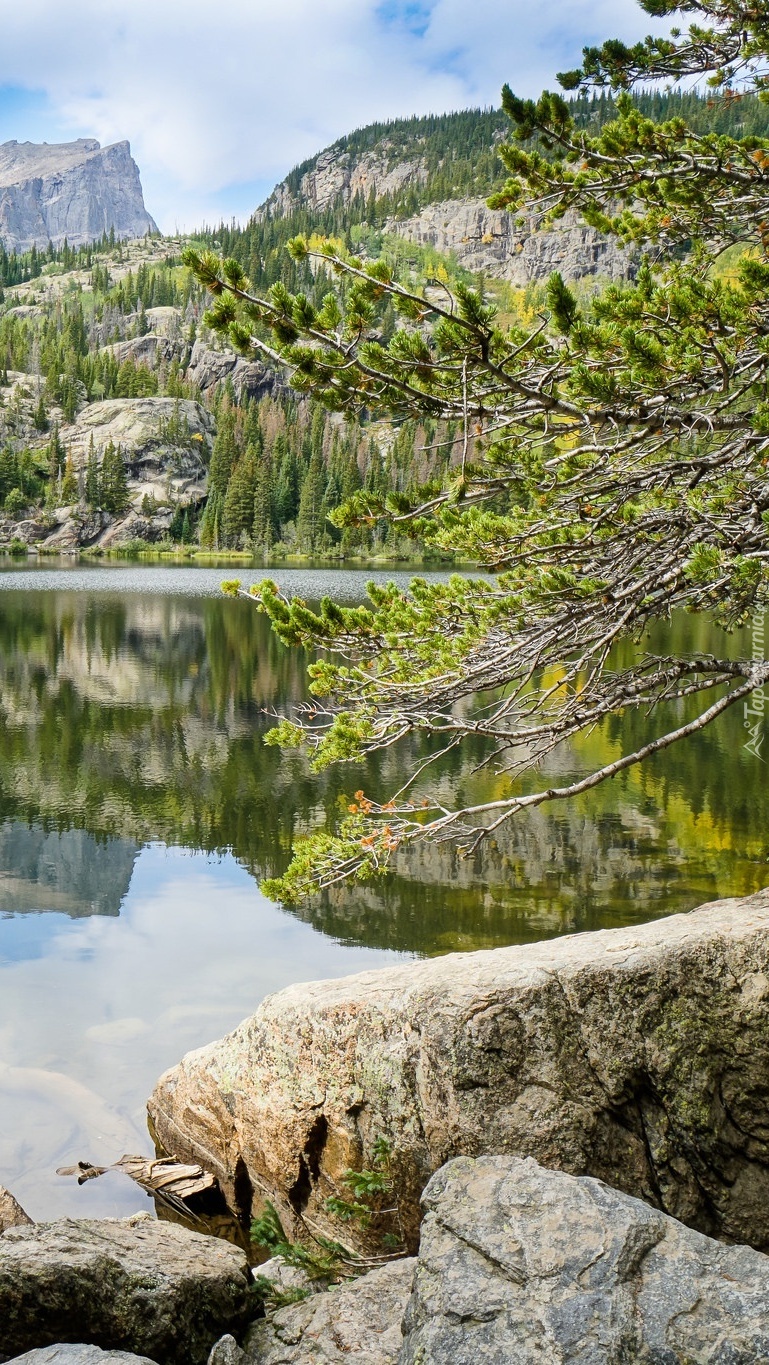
0,138,158,253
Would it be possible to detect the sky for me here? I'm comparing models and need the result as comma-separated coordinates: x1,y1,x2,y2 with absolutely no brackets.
0,0,662,234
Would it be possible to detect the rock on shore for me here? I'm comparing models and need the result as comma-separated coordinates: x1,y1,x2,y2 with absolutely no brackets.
0,1217,251,1364
403,1155,769,1363
209,1156,769,1364
149,891,769,1254
242,1259,415,1364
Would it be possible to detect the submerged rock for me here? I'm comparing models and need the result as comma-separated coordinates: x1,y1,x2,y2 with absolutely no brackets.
0,1217,251,1364
242,1259,414,1364
401,1155,769,1363
0,1185,32,1232
149,891,769,1253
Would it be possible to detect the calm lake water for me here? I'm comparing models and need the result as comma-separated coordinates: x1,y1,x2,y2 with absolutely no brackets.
0,561,766,1221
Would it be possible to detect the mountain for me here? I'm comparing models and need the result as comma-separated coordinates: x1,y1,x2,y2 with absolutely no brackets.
0,138,158,253
226,92,769,289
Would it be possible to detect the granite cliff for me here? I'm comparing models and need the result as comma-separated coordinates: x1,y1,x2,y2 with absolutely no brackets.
255,113,635,284
0,139,157,252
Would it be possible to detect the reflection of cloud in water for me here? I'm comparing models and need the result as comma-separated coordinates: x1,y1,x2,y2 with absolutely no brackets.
0,845,410,1221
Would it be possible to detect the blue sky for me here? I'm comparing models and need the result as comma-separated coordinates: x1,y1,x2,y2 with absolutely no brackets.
0,0,661,233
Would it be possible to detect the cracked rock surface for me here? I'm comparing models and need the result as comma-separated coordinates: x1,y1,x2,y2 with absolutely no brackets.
149,892,769,1253
401,1155,769,1363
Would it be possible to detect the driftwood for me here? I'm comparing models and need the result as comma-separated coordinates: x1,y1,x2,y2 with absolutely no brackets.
56,1154,217,1217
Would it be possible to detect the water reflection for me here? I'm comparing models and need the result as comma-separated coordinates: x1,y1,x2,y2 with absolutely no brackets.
0,570,766,1220
0,846,409,1221
0,582,764,951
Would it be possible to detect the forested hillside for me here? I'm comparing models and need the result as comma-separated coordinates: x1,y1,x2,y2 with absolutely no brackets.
0,235,463,556
0,90,767,557
210,91,769,293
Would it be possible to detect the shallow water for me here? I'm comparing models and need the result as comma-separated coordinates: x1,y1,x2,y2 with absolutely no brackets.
0,563,766,1220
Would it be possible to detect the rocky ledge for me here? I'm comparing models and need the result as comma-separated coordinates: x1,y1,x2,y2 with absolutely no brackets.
149,890,769,1255
387,199,637,285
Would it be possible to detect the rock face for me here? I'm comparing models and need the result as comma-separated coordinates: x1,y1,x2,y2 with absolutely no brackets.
259,146,427,220
257,132,635,284
387,199,636,285
150,891,769,1254
0,1218,251,1365
9,1350,159,1365
185,340,285,404
243,1259,415,1365
37,396,216,546
0,1185,32,1232
0,140,157,252
402,1155,769,1363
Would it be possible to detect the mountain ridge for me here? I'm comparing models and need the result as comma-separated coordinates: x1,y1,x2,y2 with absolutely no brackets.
241,92,769,287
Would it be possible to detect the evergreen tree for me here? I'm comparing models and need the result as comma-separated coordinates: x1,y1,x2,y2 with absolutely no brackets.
61,452,78,504
187,0,769,901
33,392,49,433
222,446,258,546
85,435,100,508
272,432,300,526
46,425,65,496
295,449,328,552
252,453,275,552
100,440,129,514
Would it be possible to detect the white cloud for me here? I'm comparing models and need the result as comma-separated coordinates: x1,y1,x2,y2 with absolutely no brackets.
0,0,663,231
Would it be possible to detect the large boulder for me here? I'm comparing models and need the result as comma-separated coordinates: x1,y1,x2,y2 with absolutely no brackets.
59,397,214,495
401,1155,769,1363
0,1186,32,1233
149,891,769,1253
242,1259,414,1364
0,1217,251,1365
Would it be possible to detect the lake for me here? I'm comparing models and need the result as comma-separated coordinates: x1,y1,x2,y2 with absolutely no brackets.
0,562,766,1221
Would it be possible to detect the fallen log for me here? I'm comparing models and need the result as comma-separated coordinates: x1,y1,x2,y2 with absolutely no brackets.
56,1154,217,1217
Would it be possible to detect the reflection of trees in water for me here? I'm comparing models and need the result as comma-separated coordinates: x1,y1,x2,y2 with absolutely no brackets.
0,590,765,953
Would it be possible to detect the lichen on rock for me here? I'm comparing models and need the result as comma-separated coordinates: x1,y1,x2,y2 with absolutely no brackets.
149,891,769,1255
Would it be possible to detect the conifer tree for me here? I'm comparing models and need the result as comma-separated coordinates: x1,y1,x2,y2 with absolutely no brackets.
296,449,327,552
61,452,78,505
252,453,275,553
33,392,49,433
84,435,100,508
200,404,239,546
222,446,258,546
46,425,65,497
272,432,299,527
188,0,769,898
100,440,129,515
